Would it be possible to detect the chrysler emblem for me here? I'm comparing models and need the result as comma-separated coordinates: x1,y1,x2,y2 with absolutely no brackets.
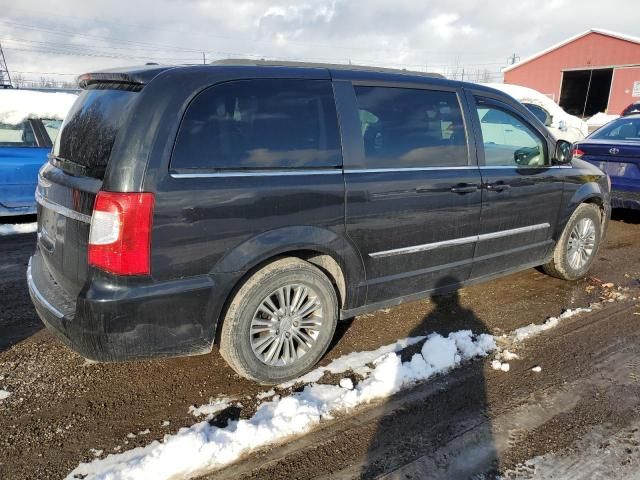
609,147,620,155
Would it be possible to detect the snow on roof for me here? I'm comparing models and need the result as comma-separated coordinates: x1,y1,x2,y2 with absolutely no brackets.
503,28,640,73
483,82,589,136
0,89,78,125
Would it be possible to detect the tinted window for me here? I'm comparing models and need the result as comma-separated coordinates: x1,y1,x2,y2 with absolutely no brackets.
172,79,340,170
0,121,37,147
354,86,467,168
591,118,640,140
54,89,138,178
477,104,547,167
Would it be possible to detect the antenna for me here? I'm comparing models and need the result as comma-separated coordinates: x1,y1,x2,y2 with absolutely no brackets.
0,41,12,88
507,53,520,65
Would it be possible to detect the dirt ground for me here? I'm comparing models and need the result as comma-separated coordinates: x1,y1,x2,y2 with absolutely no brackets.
1,211,639,479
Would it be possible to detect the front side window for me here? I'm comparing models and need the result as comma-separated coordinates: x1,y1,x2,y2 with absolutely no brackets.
0,121,37,147
172,79,341,170
476,103,547,167
354,86,467,168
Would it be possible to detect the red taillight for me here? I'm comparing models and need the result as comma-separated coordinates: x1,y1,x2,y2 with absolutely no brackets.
572,147,584,158
88,192,154,275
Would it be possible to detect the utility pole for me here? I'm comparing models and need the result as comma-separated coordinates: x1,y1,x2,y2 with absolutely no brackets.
202,52,206,64
507,53,520,65
0,41,12,88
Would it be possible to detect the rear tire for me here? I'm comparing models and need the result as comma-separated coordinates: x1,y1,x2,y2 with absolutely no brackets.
542,203,602,281
219,258,338,384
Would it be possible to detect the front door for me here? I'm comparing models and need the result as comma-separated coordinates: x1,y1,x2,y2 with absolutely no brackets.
470,96,564,279
336,80,482,304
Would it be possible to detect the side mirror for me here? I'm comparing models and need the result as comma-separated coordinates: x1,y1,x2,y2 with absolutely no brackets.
554,140,573,165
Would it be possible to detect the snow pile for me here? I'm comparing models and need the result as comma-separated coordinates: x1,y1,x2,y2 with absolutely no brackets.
189,398,233,418
280,336,426,387
511,308,591,342
586,112,619,130
0,89,77,124
68,330,495,480
0,389,11,400
484,83,589,137
0,222,37,236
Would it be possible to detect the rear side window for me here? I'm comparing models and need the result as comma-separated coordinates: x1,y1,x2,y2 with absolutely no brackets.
171,79,341,170
0,121,37,147
354,86,467,168
53,89,138,178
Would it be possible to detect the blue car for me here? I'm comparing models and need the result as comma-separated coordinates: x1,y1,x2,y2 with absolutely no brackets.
574,114,640,210
0,118,63,216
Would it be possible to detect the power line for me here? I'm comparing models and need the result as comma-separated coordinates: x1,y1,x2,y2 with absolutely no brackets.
0,41,11,87
0,18,512,60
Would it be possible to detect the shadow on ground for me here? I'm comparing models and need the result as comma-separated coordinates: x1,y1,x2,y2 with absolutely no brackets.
361,275,498,479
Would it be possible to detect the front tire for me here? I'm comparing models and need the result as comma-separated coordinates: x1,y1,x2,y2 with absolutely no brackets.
543,203,602,280
219,258,338,384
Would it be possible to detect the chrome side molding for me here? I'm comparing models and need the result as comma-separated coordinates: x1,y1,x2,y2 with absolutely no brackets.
369,223,551,258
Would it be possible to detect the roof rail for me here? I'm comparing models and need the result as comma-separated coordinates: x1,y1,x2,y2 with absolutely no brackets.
210,58,444,79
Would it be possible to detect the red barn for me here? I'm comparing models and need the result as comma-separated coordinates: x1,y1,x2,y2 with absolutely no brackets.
503,29,640,116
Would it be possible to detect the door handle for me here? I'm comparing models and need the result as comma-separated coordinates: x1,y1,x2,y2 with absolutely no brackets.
486,183,511,192
450,183,478,194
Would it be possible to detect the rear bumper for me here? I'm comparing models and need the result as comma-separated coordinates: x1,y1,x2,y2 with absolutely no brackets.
28,251,233,362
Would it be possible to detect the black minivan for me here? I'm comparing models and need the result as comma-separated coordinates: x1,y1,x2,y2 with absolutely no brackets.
28,62,610,384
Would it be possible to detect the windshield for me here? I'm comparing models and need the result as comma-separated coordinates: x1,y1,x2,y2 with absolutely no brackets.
591,117,640,141
523,103,549,125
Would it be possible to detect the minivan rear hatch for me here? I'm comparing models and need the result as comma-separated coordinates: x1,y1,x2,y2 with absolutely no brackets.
36,83,141,300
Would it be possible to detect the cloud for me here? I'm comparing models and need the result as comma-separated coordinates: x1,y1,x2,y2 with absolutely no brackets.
428,13,475,40
0,0,637,85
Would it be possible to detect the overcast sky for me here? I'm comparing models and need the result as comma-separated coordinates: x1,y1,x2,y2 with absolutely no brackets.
1,0,638,85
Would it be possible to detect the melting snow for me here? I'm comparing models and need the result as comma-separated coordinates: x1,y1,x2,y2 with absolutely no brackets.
339,378,354,390
532,366,542,373
255,389,275,400
68,330,495,480
279,336,426,387
0,389,11,400
511,308,591,342
188,397,233,418
0,223,37,236
0,89,77,124
491,360,510,372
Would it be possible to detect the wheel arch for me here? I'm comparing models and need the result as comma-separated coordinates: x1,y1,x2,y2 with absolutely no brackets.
210,226,366,338
556,182,608,241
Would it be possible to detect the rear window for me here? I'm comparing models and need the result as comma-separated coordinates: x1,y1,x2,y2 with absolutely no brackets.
171,79,341,170
591,118,640,141
53,89,138,178
0,121,37,147
354,86,467,168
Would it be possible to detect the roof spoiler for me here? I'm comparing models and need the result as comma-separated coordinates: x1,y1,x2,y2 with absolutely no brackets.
77,65,173,90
